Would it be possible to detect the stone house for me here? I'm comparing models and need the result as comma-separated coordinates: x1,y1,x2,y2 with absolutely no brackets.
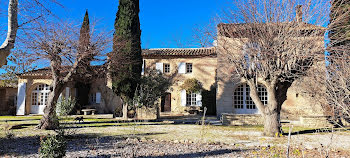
215,23,329,126
15,11,333,127
142,48,217,115
16,68,120,115
15,48,218,117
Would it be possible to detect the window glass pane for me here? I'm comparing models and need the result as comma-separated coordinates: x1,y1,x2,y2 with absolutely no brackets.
186,63,192,73
186,92,197,106
233,85,244,109
32,84,51,106
164,63,170,73
234,84,268,110
246,86,256,109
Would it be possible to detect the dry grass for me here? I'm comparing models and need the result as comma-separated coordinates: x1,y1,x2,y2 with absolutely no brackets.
1,116,350,152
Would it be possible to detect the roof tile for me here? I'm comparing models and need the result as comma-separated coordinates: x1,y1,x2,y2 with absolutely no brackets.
142,47,216,57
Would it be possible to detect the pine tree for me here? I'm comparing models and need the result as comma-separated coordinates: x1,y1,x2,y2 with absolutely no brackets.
111,0,142,117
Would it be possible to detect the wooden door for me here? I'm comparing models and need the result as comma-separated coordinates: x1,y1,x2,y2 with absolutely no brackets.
161,93,171,112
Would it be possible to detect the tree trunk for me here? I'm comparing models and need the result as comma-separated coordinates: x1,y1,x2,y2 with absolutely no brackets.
248,80,292,136
0,0,18,67
262,81,292,136
122,102,128,119
263,111,280,136
38,82,65,130
156,103,160,119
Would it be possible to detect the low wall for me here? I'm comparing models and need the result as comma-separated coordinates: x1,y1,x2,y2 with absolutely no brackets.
222,114,350,128
297,116,350,128
136,107,157,120
222,113,263,126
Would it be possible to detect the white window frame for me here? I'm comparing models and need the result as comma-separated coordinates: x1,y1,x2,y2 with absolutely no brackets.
31,84,50,106
186,92,197,106
233,83,267,114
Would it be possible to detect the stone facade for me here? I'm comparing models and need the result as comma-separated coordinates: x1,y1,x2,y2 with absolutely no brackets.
16,70,121,115
142,48,217,115
216,23,331,127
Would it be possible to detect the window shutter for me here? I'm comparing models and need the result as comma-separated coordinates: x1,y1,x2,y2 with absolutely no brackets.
178,62,186,74
58,93,62,102
196,91,202,107
156,62,163,73
16,82,26,115
96,92,101,104
65,87,70,100
181,90,187,106
141,60,145,75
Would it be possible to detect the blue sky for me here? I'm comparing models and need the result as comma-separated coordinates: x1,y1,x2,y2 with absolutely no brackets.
0,0,229,74
52,0,229,48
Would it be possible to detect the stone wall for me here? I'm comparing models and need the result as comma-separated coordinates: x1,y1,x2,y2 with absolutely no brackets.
222,113,350,128
90,78,122,114
216,35,325,120
136,106,157,120
222,114,263,126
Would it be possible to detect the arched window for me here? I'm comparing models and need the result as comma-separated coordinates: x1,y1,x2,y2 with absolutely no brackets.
31,84,50,106
233,83,267,114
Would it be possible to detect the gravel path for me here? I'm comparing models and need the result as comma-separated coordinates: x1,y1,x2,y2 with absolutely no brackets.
0,136,251,158
1,134,350,158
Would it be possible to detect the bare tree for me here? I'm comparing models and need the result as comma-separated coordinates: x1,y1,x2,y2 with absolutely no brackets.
214,0,328,136
302,0,350,126
0,0,62,67
0,0,18,67
22,16,110,129
0,50,37,84
308,52,350,125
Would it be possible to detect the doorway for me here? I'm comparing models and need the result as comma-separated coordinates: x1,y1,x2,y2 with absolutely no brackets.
161,93,171,112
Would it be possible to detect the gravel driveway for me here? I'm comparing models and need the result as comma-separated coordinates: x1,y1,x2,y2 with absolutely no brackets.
0,136,252,158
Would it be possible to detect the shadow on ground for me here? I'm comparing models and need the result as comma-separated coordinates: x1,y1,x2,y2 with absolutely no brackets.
0,132,168,157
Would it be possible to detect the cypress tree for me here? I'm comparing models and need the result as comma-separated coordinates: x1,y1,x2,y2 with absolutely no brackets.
80,10,90,51
111,0,142,114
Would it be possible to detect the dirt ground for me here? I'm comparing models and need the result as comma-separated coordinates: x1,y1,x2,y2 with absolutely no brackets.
1,116,350,157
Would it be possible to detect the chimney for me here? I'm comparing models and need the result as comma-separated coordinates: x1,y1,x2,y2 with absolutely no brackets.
296,5,303,23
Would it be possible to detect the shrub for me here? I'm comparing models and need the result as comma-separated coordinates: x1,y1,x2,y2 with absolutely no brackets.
131,69,171,109
3,121,15,139
56,96,76,116
39,129,67,158
180,78,202,93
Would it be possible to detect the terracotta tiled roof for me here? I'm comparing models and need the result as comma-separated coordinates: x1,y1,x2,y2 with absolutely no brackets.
17,68,51,77
218,22,326,37
142,47,216,57
17,65,106,78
